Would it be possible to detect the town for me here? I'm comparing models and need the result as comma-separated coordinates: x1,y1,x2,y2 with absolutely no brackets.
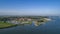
0,16,51,28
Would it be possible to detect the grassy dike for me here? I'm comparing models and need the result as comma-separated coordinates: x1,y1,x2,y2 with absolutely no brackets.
0,21,17,29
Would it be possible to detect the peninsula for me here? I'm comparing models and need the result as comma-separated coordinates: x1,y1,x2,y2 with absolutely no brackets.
0,16,51,29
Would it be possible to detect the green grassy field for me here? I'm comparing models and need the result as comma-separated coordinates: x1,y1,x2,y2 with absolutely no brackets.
0,21,17,29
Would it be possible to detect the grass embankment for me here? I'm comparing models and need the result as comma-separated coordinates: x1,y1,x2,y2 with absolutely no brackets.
0,21,17,29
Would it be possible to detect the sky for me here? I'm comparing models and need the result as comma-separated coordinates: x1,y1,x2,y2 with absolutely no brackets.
0,0,60,16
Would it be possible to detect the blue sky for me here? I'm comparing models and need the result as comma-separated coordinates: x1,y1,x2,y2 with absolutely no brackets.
0,0,60,16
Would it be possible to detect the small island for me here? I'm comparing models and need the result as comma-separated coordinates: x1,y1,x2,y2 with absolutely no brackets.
0,16,51,29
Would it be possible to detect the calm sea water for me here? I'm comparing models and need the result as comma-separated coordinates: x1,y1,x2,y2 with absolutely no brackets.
0,16,60,34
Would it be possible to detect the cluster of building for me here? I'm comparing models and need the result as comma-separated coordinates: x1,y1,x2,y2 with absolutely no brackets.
7,18,32,24
1,17,51,26
16,18,32,21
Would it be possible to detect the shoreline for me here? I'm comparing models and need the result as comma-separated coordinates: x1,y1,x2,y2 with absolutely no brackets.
0,24,17,29
0,18,52,29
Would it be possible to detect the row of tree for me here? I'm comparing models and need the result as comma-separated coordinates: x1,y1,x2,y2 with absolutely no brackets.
0,17,10,23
